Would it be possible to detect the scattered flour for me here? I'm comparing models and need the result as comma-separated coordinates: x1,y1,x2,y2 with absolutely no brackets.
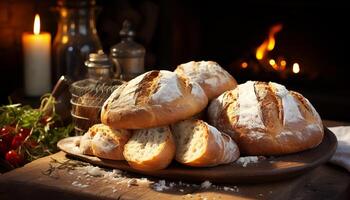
236,156,260,167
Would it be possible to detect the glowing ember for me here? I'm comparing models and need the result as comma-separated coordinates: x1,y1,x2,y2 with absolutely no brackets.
269,59,278,70
241,62,248,68
34,14,40,35
292,63,300,74
280,60,287,67
256,24,283,60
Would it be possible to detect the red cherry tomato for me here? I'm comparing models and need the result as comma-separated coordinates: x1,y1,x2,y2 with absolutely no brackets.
11,133,27,150
0,126,15,145
18,128,30,138
5,150,22,167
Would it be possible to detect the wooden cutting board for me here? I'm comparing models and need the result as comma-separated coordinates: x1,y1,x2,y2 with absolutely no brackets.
57,127,337,184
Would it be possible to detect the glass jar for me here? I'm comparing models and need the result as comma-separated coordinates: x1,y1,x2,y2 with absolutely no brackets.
53,0,102,82
85,51,118,80
110,20,145,81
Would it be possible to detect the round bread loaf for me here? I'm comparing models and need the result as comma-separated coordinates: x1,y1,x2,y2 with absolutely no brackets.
90,124,131,160
208,81,324,156
101,70,208,129
175,61,237,100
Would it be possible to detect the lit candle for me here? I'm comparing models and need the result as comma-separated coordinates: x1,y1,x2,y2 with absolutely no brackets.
22,14,51,96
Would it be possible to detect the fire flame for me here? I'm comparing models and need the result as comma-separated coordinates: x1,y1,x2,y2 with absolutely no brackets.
256,24,283,60
292,63,300,74
33,14,40,35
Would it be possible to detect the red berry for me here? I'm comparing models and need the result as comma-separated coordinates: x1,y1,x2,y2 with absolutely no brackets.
0,126,15,145
18,128,30,137
5,150,22,167
11,133,27,150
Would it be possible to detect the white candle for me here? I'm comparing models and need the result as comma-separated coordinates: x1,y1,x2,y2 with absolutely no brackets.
22,14,51,96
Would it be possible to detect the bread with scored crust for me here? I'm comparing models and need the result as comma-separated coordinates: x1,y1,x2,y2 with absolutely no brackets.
175,61,237,100
101,70,208,129
208,81,324,156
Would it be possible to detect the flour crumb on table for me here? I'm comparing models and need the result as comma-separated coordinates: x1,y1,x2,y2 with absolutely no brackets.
201,180,212,189
235,156,260,167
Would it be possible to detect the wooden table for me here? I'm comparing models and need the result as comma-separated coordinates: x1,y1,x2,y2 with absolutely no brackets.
0,121,349,200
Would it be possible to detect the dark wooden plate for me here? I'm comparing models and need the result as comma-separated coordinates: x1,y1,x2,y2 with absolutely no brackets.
57,127,337,184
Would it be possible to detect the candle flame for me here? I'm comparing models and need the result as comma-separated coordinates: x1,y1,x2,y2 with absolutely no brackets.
292,63,300,74
256,24,283,60
34,14,40,35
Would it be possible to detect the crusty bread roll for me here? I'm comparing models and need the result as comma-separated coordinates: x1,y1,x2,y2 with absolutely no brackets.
101,70,208,129
91,124,131,160
208,81,324,156
123,126,176,171
80,126,97,155
171,119,240,167
175,61,237,100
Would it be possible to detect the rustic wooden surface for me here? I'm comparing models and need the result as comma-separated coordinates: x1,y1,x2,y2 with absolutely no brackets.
0,120,349,200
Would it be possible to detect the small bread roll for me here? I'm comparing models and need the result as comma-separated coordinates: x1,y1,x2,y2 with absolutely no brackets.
123,126,176,171
89,124,131,160
80,127,97,155
208,81,324,156
101,70,208,129
171,119,240,167
175,61,237,100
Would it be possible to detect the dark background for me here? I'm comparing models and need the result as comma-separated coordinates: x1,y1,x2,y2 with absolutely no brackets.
0,0,349,121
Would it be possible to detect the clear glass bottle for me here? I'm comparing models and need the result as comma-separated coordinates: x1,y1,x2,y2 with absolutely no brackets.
110,20,145,81
53,0,102,82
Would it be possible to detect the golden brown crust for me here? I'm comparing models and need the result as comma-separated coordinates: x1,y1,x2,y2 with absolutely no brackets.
208,81,324,156
172,119,239,167
101,70,208,129
175,61,237,100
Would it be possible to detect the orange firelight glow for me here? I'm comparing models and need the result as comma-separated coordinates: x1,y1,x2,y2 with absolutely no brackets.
256,24,283,60
34,14,40,35
241,62,248,68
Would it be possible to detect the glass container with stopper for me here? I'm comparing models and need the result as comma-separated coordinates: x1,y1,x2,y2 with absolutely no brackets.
53,0,102,82
110,20,145,81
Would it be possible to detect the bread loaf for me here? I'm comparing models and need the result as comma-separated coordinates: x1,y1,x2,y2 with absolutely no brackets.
208,81,324,156
91,124,131,160
123,126,176,171
171,119,240,167
101,70,208,129
175,61,237,100
80,124,131,160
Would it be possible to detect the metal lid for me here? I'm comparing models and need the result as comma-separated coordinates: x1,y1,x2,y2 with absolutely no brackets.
85,51,114,69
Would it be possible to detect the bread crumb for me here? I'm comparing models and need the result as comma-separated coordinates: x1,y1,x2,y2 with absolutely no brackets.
179,189,184,192
71,181,89,188
127,179,138,187
85,166,104,176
